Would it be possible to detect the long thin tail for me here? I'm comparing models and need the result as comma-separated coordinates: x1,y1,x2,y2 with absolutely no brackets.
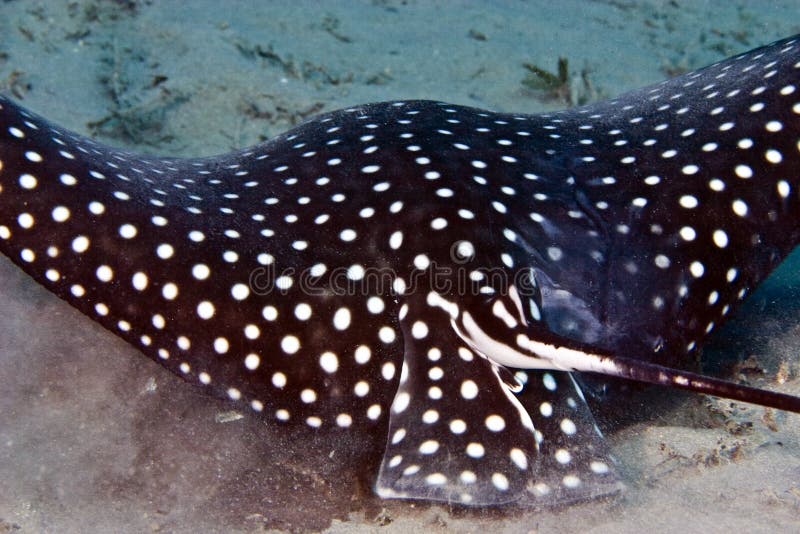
605,355,800,413
521,335,800,413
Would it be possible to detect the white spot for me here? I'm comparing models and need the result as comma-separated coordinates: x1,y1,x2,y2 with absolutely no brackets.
340,229,357,242
244,353,260,370
333,307,351,330
680,226,696,241
679,195,698,208
367,404,382,420
379,326,396,343
389,231,403,249
305,262,324,277
460,380,478,399
460,471,477,487
419,440,439,454
555,449,572,464
306,417,322,428
510,448,528,470
414,254,430,270
301,389,317,403
162,283,178,300
654,254,670,269
450,419,467,434
276,275,293,290
543,373,557,391
17,213,34,229
735,164,753,179
560,418,577,435
777,180,791,198
88,201,105,215
96,265,114,282
492,473,509,491
485,414,506,432
262,305,278,321
319,351,339,374
192,264,210,280
355,345,371,364
681,164,699,175
430,217,447,230
391,429,407,446
272,372,287,388
336,414,352,428
214,337,229,354
347,264,365,280
293,303,312,320
590,461,610,474
766,149,783,164
732,199,748,217
72,235,90,253
425,473,447,486
231,283,250,300
354,381,369,397
422,409,439,424
118,223,137,238
197,301,215,319
381,362,396,380
547,247,563,261
766,120,783,132
156,243,174,259
466,443,485,458
281,335,300,354
19,174,37,189
411,320,430,339
456,240,475,259
713,229,729,248
690,261,705,278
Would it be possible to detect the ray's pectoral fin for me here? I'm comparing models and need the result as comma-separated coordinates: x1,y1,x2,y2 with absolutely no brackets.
375,302,540,506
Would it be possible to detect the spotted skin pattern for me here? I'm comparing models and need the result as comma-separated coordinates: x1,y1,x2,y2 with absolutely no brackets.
0,35,799,506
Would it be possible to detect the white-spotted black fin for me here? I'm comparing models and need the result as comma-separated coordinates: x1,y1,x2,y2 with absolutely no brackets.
513,370,624,506
376,302,539,505
376,301,623,506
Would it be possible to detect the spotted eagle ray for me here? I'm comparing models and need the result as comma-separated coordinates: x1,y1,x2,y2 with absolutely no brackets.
1,34,799,507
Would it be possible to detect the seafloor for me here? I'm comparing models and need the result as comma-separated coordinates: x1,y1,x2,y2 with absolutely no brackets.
0,1,799,532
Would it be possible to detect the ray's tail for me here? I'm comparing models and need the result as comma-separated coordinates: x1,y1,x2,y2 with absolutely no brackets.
520,333,800,413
